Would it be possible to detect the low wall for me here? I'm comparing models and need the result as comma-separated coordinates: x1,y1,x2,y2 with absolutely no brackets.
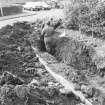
0,11,1,16
0,5,23,16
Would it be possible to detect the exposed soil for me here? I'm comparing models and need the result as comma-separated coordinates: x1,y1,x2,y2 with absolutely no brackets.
0,21,81,105
1,19,105,105
31,20,105,105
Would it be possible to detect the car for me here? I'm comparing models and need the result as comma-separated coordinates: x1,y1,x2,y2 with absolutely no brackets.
23,2,51,11
31,6,42,11
31,2,42,11
56,3,64,9
41,2,51,10
23,2,42,11
23,2,35,10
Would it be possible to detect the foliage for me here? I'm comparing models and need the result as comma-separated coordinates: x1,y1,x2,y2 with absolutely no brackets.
54,37,96,71
64,0,105,39
65,3,90,30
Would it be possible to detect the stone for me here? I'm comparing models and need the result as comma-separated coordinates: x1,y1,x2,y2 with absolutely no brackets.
81,85,94,98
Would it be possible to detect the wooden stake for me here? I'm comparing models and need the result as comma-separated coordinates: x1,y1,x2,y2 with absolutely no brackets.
0,7,3,17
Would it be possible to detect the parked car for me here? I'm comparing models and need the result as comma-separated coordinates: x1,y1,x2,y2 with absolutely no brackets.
23,2,42,11
31,2,42,11
23,2,35,10
41,2,51,10
23,2,51,11
56,3,64,9
31,6,42,11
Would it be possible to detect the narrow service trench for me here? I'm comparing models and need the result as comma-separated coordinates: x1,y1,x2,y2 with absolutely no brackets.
32,47,92,105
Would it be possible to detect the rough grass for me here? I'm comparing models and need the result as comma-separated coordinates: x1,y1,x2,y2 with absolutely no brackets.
53,37,96,71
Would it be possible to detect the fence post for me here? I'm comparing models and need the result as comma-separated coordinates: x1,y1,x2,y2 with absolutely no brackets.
0,7,4,17
92,22,93,38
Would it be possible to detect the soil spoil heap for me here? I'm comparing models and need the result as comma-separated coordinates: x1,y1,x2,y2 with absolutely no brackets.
0,21,81,105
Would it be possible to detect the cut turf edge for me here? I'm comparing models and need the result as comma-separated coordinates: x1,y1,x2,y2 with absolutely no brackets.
32,47,92,105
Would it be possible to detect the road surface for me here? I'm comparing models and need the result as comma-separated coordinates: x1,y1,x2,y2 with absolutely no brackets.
0,9,64,28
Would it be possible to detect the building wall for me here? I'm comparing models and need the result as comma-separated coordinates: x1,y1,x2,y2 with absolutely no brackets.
3,5,23,16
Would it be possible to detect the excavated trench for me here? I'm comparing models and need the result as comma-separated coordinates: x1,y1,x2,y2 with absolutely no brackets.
30,20,105,105
33,31,105,105
0,22,82,105
33,42,105,105
32,47,93,105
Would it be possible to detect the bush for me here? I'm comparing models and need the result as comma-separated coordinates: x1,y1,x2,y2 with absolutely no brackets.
53,37,96,71
80,2,105,38
65,0,105,39
65,3,90,30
